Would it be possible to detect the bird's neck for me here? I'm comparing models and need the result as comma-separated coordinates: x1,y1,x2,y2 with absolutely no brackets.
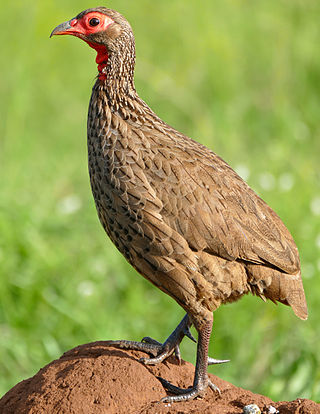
94,38,136,106
90,41,163,129
101,56,136,101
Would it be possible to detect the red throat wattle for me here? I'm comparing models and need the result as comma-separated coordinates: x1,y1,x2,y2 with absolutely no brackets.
87,42,109,81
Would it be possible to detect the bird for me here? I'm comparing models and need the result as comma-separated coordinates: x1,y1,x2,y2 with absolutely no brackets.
51,7,308,402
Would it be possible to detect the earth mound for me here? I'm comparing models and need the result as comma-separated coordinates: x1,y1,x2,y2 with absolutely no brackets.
0,341,319,413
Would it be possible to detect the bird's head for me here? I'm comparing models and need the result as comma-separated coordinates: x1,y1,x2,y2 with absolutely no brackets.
51,7,135,82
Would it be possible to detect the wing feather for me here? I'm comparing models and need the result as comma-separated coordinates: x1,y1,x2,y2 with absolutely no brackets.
141,130,300,274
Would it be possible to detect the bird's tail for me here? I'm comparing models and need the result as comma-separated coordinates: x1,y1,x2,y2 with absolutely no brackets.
246,264,308,320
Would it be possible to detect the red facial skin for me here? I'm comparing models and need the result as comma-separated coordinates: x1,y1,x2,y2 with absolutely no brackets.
53,12,114,80
67,12,114,37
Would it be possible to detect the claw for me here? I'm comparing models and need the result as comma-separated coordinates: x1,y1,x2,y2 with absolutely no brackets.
208,379,221,395
184,326,197,343
208,357,230,365
174,345,181,364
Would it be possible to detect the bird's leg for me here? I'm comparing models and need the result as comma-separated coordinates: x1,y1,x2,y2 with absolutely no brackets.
106,314,194,365
159,316,221,402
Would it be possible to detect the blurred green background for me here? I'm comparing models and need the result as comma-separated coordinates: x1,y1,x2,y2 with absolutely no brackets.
1,0,319,403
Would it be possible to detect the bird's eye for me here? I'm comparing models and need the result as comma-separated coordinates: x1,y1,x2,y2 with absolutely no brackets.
89,18,100,27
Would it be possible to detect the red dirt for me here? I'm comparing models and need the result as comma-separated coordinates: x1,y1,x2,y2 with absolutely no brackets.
0,341,318,414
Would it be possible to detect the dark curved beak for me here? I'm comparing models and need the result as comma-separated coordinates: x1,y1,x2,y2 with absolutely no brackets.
50,20,73,38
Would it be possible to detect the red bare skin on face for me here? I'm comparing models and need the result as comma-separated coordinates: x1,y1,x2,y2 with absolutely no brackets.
68,12,114,36
63,12,114,81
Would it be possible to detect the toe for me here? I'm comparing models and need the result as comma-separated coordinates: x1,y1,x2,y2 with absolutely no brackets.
208,379,221,395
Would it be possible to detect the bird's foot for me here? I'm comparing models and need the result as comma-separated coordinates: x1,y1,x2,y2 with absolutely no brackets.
139,322,196,365
106,314,194,365
140,336,181,364
158,376,221,402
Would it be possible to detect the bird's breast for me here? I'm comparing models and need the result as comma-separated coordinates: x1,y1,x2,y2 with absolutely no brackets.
87,108,157,264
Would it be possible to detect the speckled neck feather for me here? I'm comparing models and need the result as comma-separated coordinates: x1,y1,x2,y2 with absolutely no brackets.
97,29,136,100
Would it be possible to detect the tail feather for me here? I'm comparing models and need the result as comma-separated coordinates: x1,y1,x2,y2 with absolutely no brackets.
274,272,308,320
246,264,308,320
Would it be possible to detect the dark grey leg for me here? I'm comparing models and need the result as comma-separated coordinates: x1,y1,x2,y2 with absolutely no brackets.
159,318,222,402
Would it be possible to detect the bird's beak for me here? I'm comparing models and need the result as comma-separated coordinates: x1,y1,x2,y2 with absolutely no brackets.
50,20,74,38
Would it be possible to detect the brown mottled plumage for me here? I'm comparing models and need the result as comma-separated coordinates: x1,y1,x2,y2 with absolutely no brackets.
51,7,308,402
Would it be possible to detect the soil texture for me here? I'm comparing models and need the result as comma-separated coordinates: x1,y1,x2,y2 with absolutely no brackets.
0,341,319,414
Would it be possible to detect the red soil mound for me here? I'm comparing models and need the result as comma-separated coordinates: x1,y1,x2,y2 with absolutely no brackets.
0,341,318,413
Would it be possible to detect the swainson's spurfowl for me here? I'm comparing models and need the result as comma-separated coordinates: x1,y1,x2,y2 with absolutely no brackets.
51,7,308,402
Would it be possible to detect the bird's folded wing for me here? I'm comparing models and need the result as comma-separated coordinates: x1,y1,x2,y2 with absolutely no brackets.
140,132,300,276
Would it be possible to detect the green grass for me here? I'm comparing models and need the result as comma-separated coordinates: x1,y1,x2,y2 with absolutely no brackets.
1,0,319,402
